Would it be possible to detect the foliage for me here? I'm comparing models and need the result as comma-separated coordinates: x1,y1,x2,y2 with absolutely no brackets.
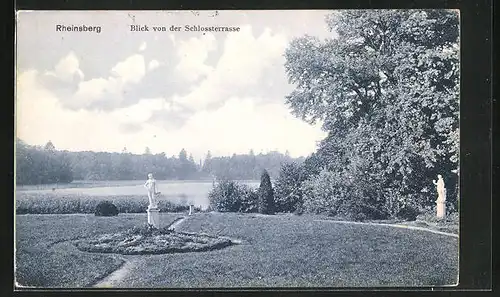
395,204,420,221
75,228,233,255
94,201,119,217
204,150,300,180
258,170,275,215
207,179,259,213
239,186,260,213
15,193,190,214
16,139,302,185
16,140,74,185
302,169,390,221
283,10,459,217
416,208,460,225
301,169,349,216
274,162,307,212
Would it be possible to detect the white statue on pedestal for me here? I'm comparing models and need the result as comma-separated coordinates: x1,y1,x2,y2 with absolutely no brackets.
144,173,159,209
432,174,447,218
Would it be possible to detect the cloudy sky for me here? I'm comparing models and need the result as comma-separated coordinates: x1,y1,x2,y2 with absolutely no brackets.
16,10,334,161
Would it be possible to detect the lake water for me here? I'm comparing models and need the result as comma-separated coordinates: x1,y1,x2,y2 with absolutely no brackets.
16,180,261,209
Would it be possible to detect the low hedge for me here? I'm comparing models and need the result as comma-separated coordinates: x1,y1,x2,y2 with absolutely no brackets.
16,192,192,214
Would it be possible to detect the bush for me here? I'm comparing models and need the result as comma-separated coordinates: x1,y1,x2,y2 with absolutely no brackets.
301,170,347,216
302,169,390,221
94,201,119,216
208,179,258,213
416,209,459,224
15,193,191,214
274,162,306,213
293,203,304,216
396,205,420,221
239,186,259,213
258,170,275,215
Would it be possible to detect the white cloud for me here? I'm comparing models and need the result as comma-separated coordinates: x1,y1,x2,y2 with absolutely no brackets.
148,59,160,71
68,54,146,109
72,77,122,109
16,70,123,152
16,14,330,160
110,54,146,84
16,70,325,160
111,98,165,123
175,33,217,82
174,26,288,112
169,97,326,159
168,34,175,44
215,26,287,86
44,51,84,82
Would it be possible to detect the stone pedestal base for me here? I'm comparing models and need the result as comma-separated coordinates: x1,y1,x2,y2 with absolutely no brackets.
436,201,446,219
147,207,160,228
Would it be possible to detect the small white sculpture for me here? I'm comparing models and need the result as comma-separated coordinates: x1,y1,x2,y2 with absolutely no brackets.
432,174,447,218
144,173,159,209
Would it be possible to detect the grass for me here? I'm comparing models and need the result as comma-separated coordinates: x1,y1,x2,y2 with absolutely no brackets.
319,212,459,235
108,213,459,288
15,212,459,288
15,213,184,288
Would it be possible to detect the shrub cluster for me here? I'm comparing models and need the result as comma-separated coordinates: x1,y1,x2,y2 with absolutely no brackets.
16,193,190,214
416,209,460,225
274,163,428,221
207,179,259,213
274,162,306,213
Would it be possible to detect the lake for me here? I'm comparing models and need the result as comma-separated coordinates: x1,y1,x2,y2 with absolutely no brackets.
16,180,261,209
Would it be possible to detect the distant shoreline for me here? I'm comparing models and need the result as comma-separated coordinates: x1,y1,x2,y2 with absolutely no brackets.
15,179,264,191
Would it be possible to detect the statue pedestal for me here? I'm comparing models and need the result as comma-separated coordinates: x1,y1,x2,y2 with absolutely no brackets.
436,201,446,219
147,207,160,228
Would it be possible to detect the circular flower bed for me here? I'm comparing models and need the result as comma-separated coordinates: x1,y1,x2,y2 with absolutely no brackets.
74,224,233,255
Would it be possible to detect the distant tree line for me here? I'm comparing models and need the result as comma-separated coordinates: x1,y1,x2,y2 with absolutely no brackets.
15,139,302,185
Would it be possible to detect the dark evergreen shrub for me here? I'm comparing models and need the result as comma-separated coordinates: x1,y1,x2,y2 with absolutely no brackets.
258,170,275,215
95,200,119,216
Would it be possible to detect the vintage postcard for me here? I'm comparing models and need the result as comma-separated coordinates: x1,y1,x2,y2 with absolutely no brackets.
15,10,459,288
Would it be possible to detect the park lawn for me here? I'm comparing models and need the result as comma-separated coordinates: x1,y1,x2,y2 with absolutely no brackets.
115,212,459,288
15,213,184,288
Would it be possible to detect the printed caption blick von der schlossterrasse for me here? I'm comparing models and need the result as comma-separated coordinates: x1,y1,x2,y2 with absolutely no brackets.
130,24,241,32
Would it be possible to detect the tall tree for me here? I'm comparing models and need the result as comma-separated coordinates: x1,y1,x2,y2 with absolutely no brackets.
284,10,459,210
179,148,188,161
202,150,213,174
44,140,55,152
